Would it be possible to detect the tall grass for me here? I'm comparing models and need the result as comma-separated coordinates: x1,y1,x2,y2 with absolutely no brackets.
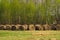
0,0,60,24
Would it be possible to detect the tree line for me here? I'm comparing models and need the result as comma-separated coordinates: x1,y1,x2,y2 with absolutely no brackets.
0,0,60,24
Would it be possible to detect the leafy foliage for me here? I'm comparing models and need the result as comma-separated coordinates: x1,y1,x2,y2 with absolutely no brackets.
0,0,60,24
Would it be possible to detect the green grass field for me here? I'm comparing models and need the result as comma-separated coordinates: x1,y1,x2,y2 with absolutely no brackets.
0,30,60,40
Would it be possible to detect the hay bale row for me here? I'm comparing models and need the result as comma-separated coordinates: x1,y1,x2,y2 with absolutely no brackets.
0,24,60,30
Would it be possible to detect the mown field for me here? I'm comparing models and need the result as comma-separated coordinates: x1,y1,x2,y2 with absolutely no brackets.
0,30,60,40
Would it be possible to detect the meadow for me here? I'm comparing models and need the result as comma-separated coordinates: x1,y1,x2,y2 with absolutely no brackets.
0,30,60,40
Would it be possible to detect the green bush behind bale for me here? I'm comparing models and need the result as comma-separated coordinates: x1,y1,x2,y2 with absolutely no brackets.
29,24,35,31
35,24,43,30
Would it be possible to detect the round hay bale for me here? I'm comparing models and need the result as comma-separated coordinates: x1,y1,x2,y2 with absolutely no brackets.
56,24,60,30
29,24,35,31
1,25,6,30
15,24,21,30
35,24,43,30
5,24,11,30
50,24,57,30
43,24,51,30
19,25,24,30
3,25,6,30
22,24,28,31
0,25,4,30
11,25,16,30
